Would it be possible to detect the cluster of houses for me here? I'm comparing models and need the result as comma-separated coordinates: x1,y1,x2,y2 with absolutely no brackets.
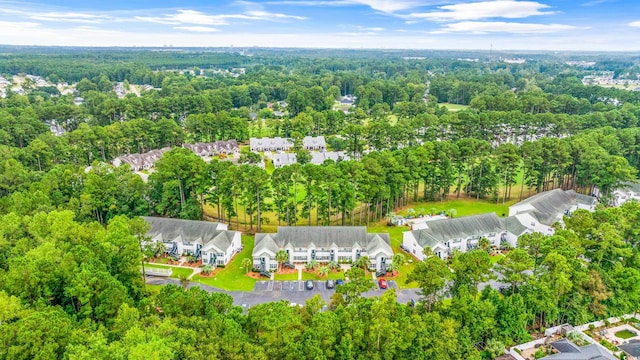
272,150,351,168
112,140,241,172
402,189,597,261
182,140,240,157
249,136,326,152
113,147,170,172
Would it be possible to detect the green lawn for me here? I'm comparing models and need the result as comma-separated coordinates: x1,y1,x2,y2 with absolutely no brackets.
615,330,637,339
274,272,299,281
489,254,505,265
394,198,516,219
439,103,470,112
192,235,257,291
144,263,194,279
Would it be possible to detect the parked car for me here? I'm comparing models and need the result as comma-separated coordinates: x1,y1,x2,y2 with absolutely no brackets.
305,280,314,290
326,279,335,289
336,279,344,286
378,278,388,289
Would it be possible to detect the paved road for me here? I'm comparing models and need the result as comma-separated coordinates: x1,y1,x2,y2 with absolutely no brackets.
146,277,421,308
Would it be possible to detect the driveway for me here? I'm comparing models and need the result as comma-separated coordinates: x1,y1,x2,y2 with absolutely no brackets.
146,277,421,307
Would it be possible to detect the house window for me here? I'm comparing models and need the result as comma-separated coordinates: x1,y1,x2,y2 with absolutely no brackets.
270,263,277,270
217,259,225,265
293,256,308,261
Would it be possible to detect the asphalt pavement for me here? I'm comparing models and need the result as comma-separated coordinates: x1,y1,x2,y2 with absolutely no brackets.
146,277,421,308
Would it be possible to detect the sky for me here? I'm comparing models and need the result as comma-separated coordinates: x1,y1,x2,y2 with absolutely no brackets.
0,0,639,51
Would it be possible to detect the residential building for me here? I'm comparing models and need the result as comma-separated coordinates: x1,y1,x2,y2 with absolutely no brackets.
272,152,297,168
303,136,326,150
143,217,241,266
310,151,350,165
620,340,640,360
112,147,170,171
540,338,616,360
508,189,597,234
402,213,529,261
253,226,393,271
610,182,640,206
250,137,293,152
183,140,240,158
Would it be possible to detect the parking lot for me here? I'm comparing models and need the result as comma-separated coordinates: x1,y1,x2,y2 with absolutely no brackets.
147,277,418,308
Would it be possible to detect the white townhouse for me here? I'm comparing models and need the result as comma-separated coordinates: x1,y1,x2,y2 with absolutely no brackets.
609,182,640,207
303,136,326,151
253,226,393,272
250,137,293,152
143,217,242,266
403,213,530,261
112,147,170,172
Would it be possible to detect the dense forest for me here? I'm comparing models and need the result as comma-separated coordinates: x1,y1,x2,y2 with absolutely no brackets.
1,48,640,359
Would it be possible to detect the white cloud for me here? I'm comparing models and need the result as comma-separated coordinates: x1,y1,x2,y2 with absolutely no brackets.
345,0,427,13
135,9,305,26
432,21,582,34
244,10,306,20
267,0,429,13
629,21,640,28
408,1,555,22
28,12,109,24
0,20,41,29
174,26,220,32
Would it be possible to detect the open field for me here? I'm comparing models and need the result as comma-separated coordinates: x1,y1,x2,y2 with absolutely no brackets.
439,103,470,111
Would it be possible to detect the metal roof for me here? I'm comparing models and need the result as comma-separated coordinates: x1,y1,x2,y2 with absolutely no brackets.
512,189,596,225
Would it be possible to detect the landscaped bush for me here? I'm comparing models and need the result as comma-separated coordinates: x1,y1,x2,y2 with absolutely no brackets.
599,339,619,352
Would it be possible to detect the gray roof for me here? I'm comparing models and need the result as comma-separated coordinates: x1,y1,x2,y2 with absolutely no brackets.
310,151,350,165
620,181,640,194
273,152,297,166
411,213,504,248
619,340,640,357
303,136,326,148
143,217,237,252
542,339,616,360
250,137,293,150
512,189,596,225
502,216,529,235
254,226,392,255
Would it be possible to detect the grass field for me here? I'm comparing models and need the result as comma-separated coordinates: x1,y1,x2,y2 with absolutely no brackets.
144,263,194,279
192,235,257,291
439,103,470,112
274,270,345,281
615,330,637,339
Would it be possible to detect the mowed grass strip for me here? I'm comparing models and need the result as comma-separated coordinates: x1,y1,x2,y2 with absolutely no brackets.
144,263,194,279
192,235,257,291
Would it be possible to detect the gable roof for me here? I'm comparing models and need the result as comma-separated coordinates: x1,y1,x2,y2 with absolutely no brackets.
254,226,392,255
542,339,616,360
143,217,237,251
620,181,640,194
502,216,529,236
511,189,596,226
411,213,504,248
619,340,640,357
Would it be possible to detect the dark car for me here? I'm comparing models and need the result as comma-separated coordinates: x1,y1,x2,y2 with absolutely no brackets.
326,279,335,289
305,280,314,290
378,278,388,289
336,279,344,286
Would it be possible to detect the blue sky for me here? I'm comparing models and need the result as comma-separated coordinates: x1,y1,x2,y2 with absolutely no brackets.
0,0,638,50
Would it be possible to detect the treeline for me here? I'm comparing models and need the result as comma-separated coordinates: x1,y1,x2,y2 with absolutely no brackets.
1,202,639,359
1,128,636,232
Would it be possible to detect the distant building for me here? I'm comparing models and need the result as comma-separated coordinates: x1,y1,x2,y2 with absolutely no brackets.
183,140,240,157
609,182,640,206
272,152,297,168
310,151,350,165
112,147,170,171
303,136,326,150
540,338,616,360
250,137,293,152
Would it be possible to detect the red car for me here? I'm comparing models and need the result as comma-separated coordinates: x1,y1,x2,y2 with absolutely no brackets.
378,278,388,289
